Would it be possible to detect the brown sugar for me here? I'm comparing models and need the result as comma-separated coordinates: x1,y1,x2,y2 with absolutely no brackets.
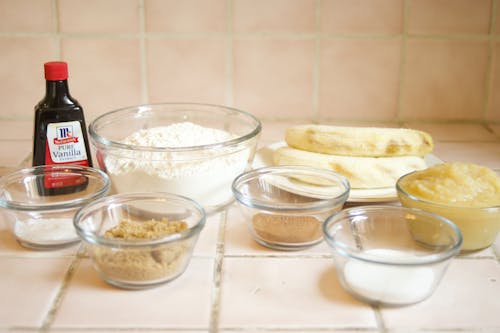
251,213,322,244
103,218,187,239
94,218,190,283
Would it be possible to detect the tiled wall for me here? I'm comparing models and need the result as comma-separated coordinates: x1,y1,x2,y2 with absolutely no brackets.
0,0,499,124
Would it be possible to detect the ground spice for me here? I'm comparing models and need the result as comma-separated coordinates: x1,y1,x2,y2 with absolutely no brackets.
94,218,190,282
251,213,322,243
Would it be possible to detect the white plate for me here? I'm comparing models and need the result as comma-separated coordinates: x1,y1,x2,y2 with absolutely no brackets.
252,141,443,203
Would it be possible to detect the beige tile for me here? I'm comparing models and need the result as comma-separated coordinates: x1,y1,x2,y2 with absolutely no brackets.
319,38,401,121
0,141,32,167
61,38,142,121
58,0,140,33
432,142,500,168
487,42,500,122
0,0,53,32
407,0,491,34
145,0,227,33
381,259,500,329
0,120,33,140
219,257,377,328
0,37,57,120
233,0,316,33
233,38,315,119
0,257,71,326
147,38,227,105
402,39,489,121
52,257,213,328
321,0,403,34
402,123,498,142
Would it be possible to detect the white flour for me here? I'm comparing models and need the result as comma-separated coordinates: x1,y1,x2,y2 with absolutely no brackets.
343,249,435,305
104,122,253,211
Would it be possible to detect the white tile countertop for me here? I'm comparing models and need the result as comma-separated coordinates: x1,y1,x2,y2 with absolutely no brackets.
0,120,499,332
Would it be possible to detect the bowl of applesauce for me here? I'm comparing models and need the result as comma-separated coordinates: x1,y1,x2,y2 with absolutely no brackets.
396,162,500,252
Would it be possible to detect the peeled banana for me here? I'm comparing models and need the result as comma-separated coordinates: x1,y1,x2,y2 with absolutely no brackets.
273,145,427,189
285,124,433,157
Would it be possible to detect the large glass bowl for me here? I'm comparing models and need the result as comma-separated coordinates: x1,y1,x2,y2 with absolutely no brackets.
323,205,462,307
89,103,261,214
74,192,206,289
0,165,110,250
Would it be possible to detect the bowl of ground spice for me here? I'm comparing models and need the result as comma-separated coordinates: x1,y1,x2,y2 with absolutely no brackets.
74,192,205,289
232,165,350,250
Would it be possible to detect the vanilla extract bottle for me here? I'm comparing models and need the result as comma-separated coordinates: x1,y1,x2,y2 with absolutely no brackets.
32,61,93,195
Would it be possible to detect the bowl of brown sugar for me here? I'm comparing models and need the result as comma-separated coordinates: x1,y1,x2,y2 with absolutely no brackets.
74,192,205,289
232,166,350,250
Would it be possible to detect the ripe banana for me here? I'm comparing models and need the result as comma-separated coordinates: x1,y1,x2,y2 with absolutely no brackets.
273,146,427,189
285,124,433,157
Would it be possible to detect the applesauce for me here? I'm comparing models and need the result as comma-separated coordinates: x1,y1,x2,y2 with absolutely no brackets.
397,162,500,251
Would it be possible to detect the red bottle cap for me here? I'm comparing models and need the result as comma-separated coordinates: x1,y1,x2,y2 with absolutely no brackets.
44,61,68,80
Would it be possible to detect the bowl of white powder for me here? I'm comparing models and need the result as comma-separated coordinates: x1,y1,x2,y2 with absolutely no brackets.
0,165,110,250
89,103,261,214
323,206,462,307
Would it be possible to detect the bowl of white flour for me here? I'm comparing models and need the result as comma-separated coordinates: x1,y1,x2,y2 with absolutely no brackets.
89,103,261,214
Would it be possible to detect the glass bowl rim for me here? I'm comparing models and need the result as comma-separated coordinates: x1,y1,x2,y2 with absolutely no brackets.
396,171,500,211
0,165,110,211
88,102,262,153
232,165,351,211
73,192,206,247
322,205,463,266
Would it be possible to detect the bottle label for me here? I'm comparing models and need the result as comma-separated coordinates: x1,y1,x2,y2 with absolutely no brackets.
46,121,89,164
44,121,89,190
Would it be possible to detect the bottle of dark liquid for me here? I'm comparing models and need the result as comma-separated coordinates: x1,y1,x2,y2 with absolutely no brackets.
32,61,92,195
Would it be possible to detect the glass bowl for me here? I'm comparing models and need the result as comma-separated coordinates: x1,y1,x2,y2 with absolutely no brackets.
323,206,462,307
397,166,500,252
74,192,206,289
0,165,110,250
89,103,261,214
232,165,350,250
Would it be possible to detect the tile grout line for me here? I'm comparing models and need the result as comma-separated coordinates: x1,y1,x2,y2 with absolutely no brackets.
312,0,321,122
373,305,388,333
225,0,234,107
396,0,409,122
1,31,499,41
209,210,228,333
39,247,84,332
138,0,149,104
482,0,498,122
51,0,61,59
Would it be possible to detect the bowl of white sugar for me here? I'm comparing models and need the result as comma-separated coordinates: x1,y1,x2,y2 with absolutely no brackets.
0,165,110,250
323,205,462,307
89,103,261,214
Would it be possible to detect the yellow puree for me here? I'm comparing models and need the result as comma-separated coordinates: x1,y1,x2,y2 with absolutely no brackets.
399,162,500,207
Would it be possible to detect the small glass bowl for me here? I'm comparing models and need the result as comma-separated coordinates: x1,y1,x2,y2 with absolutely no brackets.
89,103,261,214
232,165,350,251
323,206,462,307
0,165,110,250
74,192,206,289
397,171,500,252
